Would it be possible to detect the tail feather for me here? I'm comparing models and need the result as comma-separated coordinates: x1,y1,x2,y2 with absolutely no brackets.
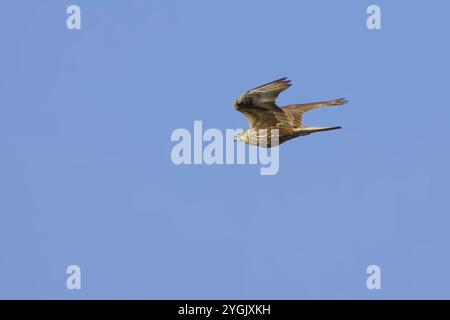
295,126,342,134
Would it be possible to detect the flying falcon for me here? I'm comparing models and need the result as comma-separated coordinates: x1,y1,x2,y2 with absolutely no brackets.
234,77,347,147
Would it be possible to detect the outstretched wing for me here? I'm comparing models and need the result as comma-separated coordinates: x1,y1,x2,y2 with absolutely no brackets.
282,98,348,128
283,98,348,113
234,77,293,129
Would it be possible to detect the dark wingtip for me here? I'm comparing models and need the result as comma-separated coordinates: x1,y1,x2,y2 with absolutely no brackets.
251,77,292,91
274,77,290,83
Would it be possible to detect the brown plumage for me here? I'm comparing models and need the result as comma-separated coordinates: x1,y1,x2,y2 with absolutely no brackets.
234,77,347,147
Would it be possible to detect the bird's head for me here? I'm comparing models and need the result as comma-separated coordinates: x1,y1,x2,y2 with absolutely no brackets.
234,96,253,109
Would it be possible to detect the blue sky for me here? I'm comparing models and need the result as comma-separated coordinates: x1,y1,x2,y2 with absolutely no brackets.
1,0,450,299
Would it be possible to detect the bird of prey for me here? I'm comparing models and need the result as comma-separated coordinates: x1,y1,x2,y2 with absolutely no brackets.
234,77,347,147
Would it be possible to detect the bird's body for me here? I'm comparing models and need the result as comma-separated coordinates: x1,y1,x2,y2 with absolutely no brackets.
234,77,347,147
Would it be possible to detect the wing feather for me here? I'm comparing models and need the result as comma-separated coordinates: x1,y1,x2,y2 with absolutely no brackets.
234,78,292,129
281,98,348,128
283,98,348,113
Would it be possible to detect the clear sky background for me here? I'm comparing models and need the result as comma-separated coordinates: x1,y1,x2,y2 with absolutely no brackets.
1,0,449,299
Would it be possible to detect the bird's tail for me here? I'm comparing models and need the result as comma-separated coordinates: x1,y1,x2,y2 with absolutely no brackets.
295,126,342,134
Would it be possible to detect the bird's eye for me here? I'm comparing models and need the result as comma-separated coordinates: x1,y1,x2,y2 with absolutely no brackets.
243,98,252,106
